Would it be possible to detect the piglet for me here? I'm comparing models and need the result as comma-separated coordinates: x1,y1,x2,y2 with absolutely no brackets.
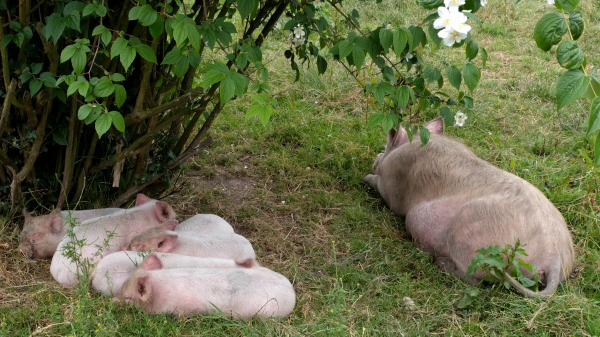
176,214,234,235
364,117,575,298
50,197,177,287
20,207,122,259
91,251,254,296
127,228,256,263
114,254,295,318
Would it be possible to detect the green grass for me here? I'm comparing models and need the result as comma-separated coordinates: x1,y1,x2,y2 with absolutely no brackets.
2,0,600,335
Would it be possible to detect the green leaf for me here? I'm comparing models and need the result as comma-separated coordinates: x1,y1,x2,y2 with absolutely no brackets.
424,66,441,83
78,104,93,120
162,47,183,65
173,55,189,78
533,13,567,52
60,45,78,63
40,73,57,88
556,69,589,112
95,113,112,139
52,129,69,146
111,37,128,59
337,40,353,59
466,40,478,61
416,0,443,9
246,104,272,126
229,72,249,97
238,0,258,20
71,49,87,74
219,76,236,105
135,44,157,63
186,21,201,51
568,12,584,41
352,45,366,70
114,84,127,108
109,111,125,132
149,16,165,39
82,4,97,17
555,0,579,11
446,66,462,90
462,63,480,93
94,79,115,97
586,97,600,137
138,4,158,26
379,28,393,51
556,41,584,70
428,21,442,48
202,62,230,89
394,86,410,110
95,4,107,17
29,78,43,96
22,26,33,39
392,29,407,58
1,34,12,49
120,46,137,72
46,14,65,44
480,46,488,68
419,127,430,146
236,53,248,69
129,6,140,20
317,55,327,75
92,25,108,36
252,93,269,104
64,10,81,32
111,73,126,82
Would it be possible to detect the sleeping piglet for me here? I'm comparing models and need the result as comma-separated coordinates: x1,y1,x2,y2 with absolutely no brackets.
114,254,296,318
127,228,257,263
364,117,575,298
50,197,177,287
91,251,254,297
20,207,122,259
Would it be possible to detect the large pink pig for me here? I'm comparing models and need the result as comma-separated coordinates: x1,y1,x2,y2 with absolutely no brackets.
176,214,234,234
50,197,177,287
20,208,122,259
127,228,256,262
114,254,296,318
92,251,253,296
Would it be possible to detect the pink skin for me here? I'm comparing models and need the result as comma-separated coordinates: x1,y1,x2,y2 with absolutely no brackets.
363,117,575,298
114,254,295,318
91,251,254,297
128,229,257,263
50,198,178,287
19,208,122,259
175,214,234,235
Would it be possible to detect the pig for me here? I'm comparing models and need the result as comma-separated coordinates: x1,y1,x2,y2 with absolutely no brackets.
19,207,122,259
127,228,257,263
91,251,254,296
364,117,575,298
50,198,177,287
114,254,296,318
176,214,234,235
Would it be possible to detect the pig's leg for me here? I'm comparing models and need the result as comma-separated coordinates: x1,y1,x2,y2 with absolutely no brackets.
363,174,380,192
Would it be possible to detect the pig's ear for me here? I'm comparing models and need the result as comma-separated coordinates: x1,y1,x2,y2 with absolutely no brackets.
154,201,173,222
47,210,64,234
141,254,163,271
156,233,177,252
162,220,178,231
135,193,151,206
135,275,152,303
424,117,444,134
388,124,409,151
22,208,32,220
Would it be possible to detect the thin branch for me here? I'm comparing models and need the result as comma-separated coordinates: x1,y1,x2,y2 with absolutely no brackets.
124,87,204,126
0,78,16,137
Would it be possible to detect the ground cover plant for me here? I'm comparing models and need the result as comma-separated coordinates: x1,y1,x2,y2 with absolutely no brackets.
1,0,600,335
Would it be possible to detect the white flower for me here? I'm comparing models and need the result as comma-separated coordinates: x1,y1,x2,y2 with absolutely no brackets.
438,27,467,46
547,0,554,4
454,111,468,127
480,0,487,6
444,0,465,10
281,201,286,204
433,7,463,30
451,20,471,34
293,24,305,38
315,0,323,7
292,36,305,47
386,23,392,29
